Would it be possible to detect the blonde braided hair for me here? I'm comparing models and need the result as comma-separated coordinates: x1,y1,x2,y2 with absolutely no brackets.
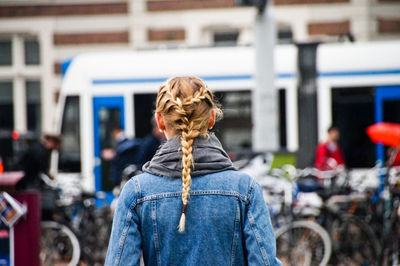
155,76,222,232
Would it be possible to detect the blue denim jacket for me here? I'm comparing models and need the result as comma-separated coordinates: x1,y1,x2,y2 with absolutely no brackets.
105,170,281,266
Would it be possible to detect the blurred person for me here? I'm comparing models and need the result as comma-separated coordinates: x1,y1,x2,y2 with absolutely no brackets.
105,77,280,265
107,127,142,187
16,134,61,190
136,117,165,166
108,123,165,187
314,126,346,170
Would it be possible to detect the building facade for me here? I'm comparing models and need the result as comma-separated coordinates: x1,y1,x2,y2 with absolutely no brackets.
0,0,399,166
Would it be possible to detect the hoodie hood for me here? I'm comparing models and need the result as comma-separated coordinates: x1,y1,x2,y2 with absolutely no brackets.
142,133,235,178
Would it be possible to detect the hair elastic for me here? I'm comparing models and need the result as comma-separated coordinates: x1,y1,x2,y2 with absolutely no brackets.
182,203,187,214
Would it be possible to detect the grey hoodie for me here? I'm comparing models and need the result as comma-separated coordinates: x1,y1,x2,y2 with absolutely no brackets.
142,133,235,178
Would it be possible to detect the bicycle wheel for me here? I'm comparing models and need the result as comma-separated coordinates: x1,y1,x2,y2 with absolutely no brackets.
40,221,81,266
275,220,332,266
330,216,380,266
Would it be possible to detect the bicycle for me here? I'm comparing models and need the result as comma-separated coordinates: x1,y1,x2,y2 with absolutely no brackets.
251,165,333,266
271,168,334,266
268,166,383,266
40,221,80,266
39,173,81,266
327,164,400,265
75,190,112,265
40,173,114,265
355,165,400,266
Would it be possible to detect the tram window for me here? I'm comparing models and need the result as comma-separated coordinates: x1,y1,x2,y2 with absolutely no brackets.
383,100,400,124
278,89,287,150
26,80,41,134
133,94,157,138
382,99,400,162
213,31,239,46
332,87,375,168
214,91,252,151
133,91,253,152
58,96,81,172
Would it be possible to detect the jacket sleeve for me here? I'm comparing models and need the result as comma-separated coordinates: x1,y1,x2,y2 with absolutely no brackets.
105,179,142,266
244,179,281,266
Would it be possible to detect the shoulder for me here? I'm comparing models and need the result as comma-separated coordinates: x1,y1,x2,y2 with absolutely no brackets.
132,172,166,187
129,172,182,198
199,170,258,200
213,169,255,184
119,173,168,208
130,170,258,201
118,177,142,209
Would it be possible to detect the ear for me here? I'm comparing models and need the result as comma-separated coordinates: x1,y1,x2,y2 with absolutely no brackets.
208,109,216,129
155,112,165,131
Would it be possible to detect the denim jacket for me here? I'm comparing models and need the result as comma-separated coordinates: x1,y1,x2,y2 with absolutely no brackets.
106,134,280,265
105,170,281,266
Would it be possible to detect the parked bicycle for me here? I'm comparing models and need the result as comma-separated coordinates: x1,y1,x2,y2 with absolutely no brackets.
243,160,382,266
349,165,400,266
239,161,333,266
261,164,399,266
39,173,113,265
270,168,336,266
293,168,380,266
39,173,80,266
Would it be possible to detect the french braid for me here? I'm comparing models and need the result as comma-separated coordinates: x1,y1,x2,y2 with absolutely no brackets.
155,76,222,232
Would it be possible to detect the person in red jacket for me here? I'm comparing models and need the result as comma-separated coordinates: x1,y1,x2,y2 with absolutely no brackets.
314,126,346,170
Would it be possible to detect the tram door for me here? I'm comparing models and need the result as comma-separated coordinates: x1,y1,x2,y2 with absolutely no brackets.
375,85,400,162
93,96,125,195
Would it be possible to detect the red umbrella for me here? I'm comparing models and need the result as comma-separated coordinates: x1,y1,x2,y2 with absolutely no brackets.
366,122,400,147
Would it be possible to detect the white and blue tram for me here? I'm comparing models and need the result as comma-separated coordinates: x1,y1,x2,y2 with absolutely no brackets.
55,41,400,194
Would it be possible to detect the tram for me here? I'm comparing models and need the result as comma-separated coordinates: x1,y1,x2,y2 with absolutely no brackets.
55,41,400,193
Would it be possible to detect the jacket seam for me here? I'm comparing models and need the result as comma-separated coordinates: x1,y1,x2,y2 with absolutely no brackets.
245,178,256,205
114,185,138,266
230,202,240,266
115,204,135,265
136,190,247,204
133,177,141,199
151,200,162,266
247,210,270,266
133,178,142,222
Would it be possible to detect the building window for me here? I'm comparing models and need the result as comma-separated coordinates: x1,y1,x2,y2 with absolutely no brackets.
58,96,81,172
0,81,13,169
277,23,293,44
0,81,13,130
0,40,12,66
24,38,40,65
26,80,41,134
213,30,239,46
278,28,293,44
